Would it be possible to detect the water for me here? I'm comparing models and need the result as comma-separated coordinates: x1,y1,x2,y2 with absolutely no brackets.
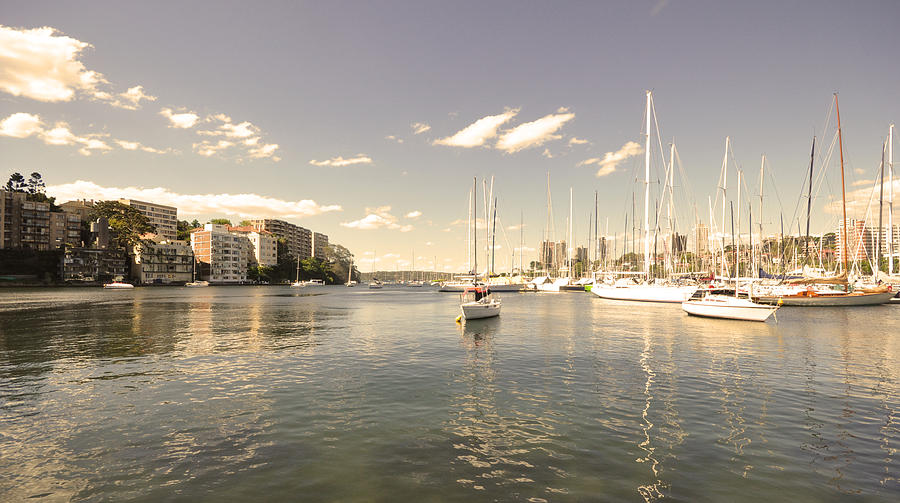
1,286,898,502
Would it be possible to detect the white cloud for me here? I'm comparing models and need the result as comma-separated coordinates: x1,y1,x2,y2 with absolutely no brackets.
568,137,589,146
0,112,43,138
405,210,422,219
496,108,575,153
0,26,152,109
824,179,900,217
310,154,373,167
114,139,169,154
851,179,873,187
341,206,413,232
411,122,431,135
507,223,526,231
385,135,404,143
160,107,200,128
578,141,643,177
542,148,553,158
0,25,104,102
191,114,279,161
433,109,518,148
47,180,342,218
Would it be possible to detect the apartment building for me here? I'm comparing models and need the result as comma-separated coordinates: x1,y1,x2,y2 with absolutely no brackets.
191,224,249,283
312,232,329,259
61,247,128,283
118,198,178,242
50,211,82,248
131,239,194,284
227,225,278,266
248,219,312,259
1,190,50,250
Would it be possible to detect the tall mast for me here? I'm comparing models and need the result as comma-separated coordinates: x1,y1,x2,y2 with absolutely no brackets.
666,142,675,275
568,186,573,275
890,123,895,276
473,177,477,279
491,197,497,276
594,191,599,272
720,137,730,277
519,210,524,275
835,93,849,274
737,169,742,277
466,188,472,273
805,137,815,266
758,155,765,277
878,140,885,276
643,90,652,279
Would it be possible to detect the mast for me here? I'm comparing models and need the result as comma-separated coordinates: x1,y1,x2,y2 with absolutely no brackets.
466,189,472,273
730,201,736,280
835,93,849,274
737,169,742,277
643,90,652,279
890,123,895,276
666,142,675,275
568,186,573,276
594,191,599,273
720,137,730,277
491,197,498,276
758,155,765,277
805,137,815,266
878,140,885,275
473,177,478,280
519,210,524,275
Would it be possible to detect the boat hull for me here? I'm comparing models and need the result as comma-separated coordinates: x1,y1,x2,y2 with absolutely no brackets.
592,284,697,303
755,291,894,306
460,301,501,320
682,300,776,322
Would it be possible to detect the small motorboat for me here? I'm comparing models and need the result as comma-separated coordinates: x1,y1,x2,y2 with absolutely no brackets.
185,280,209,288
682,288,777,322
103,281,134,289
459,286,501,320
368,279,383,289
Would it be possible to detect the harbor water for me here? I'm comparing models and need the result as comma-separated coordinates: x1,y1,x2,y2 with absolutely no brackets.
1,286,898,501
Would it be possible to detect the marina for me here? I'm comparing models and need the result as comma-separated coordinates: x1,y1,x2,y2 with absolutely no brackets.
1,285,899,500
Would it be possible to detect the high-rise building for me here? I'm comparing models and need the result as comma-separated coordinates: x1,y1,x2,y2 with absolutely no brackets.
191,224,250,283
131,238,194,284
49,211,82,248
312,232,329,259
695,224,709,256
1,190,51,250
118,198,177,242
248,219,312,259
835,219,872,263
227,225,278,267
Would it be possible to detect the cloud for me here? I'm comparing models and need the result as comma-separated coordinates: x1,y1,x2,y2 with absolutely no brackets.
542,148,553,158
0,111,171,156
507,223,526,231
496,108,575,153
47,180,342,218
851,179,873,187
0,25,104,102
578,141,643,177
190,113,279,161
651,0,670,16
0,112,43,138
385,135,404,143
405,210,422,219
568,137,589,146
411,122,431,135
310,154,373,167
160,107,200,128
341,206,413,232
824,179,900,218
115,85,156,109
433,109,518,148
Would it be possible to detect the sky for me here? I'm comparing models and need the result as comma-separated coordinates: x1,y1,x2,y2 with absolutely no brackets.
2,0,899,273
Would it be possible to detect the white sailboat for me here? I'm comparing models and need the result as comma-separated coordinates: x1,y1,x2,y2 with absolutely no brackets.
682,287,778,322
346,256,356,286
459,177,501,320
103,281,134,289
290,255,304,287
368,249,383,289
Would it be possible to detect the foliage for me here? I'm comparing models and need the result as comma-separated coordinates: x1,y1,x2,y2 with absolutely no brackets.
238,220,253,227
209,218,232,226
4,172,26,192
176,220,201,241
0,249,63,282
325,244,356,283
91,201,157,250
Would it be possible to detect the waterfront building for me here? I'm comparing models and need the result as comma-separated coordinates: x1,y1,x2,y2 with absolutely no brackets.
59,199,96,222
118,198,178,242
190,224,249,283
312,232,329,259
1,190,51,250
131,238,194,284
695,224,710,257
248,219,312,259
226,225,278,267
61,247,128,283
49,211,82,249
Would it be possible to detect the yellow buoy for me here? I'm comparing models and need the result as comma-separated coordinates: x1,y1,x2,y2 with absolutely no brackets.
455,315,462,323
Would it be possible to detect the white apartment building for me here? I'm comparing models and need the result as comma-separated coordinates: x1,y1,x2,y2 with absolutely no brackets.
190,224,249,283
227,225,278,267
118,198,177,242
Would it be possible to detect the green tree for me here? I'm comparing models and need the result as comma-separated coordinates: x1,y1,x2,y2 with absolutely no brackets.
26,172,45,194
5,172,26,192
325,244,355,283
209,218,232,226
91,200,156,249
238,220,253,227
176,220,194,241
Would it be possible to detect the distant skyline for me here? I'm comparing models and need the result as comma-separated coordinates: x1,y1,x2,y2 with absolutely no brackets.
2,1,899,272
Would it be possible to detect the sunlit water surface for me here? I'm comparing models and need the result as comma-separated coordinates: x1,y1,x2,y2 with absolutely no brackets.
1,286,898,502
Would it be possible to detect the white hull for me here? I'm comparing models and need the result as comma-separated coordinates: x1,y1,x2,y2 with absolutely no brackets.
485,283,525,292
592,284,697,303
103,282,133,289
440,282,475,292
185,281,209,288
460,300,501,319
682,296,776,322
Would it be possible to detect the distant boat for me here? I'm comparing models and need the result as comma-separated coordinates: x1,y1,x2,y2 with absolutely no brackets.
103,281,134,289
185,280,209,288
368,279,383,289
290,255,304,287
459,286,501,320
682,288,778,322
591,279,697,303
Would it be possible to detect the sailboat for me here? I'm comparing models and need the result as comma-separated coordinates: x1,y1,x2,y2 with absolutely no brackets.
591,90,697,303
185,249,209,287
368,250,383,289
682,286,778,322
290,255,304,287
459,177,501,320
346,256,357,286
753,95,893,306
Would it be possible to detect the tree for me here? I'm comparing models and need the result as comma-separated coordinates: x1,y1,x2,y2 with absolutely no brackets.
5,172,26,192
325,244,355,283
209,218,232,226
177,220,194,241
91,200,156,249
191,219,201,228
26,172,45,194
238,220,253,227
